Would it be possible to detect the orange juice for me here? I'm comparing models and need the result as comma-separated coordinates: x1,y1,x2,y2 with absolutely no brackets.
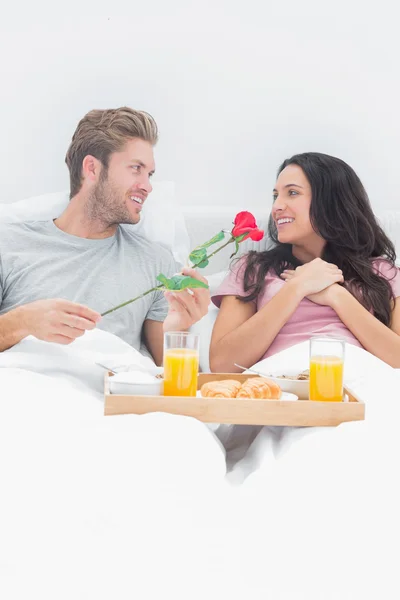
163,348,199,396
309,355,344,402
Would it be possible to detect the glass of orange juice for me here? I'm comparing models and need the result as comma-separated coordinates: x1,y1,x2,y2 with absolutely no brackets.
309,336,345,402
163,332,200,397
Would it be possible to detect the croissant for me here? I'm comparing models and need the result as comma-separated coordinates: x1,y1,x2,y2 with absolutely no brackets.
236,376,282,399
200,379,242,398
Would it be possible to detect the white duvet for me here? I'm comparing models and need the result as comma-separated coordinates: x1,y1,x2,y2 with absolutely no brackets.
0,331,399,599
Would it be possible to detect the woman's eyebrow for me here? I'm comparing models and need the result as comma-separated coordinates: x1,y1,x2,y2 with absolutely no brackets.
273,183,303,192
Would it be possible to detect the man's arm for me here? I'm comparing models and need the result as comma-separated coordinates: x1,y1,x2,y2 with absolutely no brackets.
0,300,101,352
142,319,164,366
0,306,30,352
0,253,29,351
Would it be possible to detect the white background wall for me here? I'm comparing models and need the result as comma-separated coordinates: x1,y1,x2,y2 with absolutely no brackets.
0,1,399,213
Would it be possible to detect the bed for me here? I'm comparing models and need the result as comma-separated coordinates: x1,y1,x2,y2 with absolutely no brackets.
1,189,400,599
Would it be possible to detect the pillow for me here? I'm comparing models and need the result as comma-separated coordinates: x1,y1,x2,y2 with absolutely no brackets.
133,181,190,266
0,182,190,266
0,190,69,222
376,210,400,265
206,270,229,297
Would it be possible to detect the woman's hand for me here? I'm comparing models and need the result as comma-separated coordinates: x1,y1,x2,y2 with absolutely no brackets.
281,258,344,298
307,283,345,306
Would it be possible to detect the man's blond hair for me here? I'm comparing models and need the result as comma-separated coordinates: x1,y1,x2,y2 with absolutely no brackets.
65,107,158,197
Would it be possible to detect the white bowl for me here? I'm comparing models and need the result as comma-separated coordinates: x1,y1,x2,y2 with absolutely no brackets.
244,368,309,399
109,371,163,396
266,376,309,400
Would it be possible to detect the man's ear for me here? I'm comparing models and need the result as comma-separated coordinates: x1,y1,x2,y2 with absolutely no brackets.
82,155,102,184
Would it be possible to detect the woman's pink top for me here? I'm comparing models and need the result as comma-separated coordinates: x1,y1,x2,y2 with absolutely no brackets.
212,258,400,360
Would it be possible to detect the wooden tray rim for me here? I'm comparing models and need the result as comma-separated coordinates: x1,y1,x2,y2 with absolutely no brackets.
104,372,365,426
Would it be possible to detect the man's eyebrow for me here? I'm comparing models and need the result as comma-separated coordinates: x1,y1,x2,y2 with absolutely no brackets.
272,184,304,192
130,159,155,175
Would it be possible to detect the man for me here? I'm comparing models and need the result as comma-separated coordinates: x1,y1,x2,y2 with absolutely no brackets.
0,107,209,364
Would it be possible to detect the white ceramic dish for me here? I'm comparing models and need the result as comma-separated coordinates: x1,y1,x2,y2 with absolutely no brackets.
235,363,309,400
258,375,308,399
240,367,309,399
264,376,309,400
279,391,299,401
109,371,163,396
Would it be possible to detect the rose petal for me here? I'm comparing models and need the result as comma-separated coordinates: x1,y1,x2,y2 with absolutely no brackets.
249,229,264,241
233,211,257,229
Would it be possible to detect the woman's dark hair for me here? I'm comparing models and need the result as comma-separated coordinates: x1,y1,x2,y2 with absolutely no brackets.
240,152,397,326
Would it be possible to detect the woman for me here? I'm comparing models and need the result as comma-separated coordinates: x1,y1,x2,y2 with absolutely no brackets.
210,152,400,371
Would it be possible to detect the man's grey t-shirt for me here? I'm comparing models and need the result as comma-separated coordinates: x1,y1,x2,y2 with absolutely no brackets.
0,220,178,350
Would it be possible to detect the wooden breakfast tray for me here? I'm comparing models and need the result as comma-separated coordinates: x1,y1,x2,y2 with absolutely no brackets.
104,372,365,427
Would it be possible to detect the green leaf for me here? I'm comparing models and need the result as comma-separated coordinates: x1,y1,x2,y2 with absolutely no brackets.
172,276,209,290
156,273,170,287
199,230,225,249
189,247,208,265
189,231,225,260
195,258,209,269
156,274,209,291
189,231,225,266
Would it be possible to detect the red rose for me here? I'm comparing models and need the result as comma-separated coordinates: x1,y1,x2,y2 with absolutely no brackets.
231,211,264,242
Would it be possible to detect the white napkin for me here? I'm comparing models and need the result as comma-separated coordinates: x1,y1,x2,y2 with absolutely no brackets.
94,350,163,377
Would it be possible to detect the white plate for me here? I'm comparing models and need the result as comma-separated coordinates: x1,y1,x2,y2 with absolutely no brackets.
248,371,310,400
258,374,308,400
280,391,299,401
239,367,309,399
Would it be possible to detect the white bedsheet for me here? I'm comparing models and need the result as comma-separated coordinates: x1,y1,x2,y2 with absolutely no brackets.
1,332,399,599
0,332,231,598
214,342,400,599
215,341,400,475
